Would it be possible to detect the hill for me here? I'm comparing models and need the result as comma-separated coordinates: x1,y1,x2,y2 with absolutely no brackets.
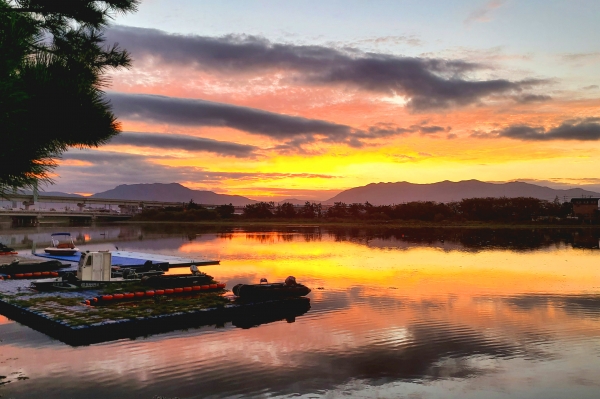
92,183,257,206
325,180,600,206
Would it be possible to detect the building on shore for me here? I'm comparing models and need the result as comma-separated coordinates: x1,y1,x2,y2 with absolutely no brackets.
570,198,600,219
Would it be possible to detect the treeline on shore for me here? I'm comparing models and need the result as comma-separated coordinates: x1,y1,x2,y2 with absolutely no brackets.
133,197,584,223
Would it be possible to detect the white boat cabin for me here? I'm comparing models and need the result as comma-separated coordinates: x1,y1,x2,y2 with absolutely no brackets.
78,251,112,281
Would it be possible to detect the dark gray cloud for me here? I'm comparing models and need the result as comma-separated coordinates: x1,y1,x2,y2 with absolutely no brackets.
582,85,599,90
109,92,354,139
513,94,552,104
110,131,259,158
109,92,454,151
472,118,600,141
355,123,449,140
107,25,545,110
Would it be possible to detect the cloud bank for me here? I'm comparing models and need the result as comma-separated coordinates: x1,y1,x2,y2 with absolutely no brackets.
107,25,545,110
110,131,259,158
109,92,449,151
109,92,355,139
472,118,600,141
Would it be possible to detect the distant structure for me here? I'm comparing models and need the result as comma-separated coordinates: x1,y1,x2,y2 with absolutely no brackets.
570,198,600,219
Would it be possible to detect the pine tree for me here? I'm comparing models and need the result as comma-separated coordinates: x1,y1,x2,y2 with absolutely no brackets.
0,0,139,194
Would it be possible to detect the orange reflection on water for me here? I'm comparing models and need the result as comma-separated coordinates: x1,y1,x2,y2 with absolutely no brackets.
1,230,600,398
179,233,600,297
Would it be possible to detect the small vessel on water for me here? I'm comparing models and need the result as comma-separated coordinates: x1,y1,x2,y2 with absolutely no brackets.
31,251,164,291
0,243,17,255
44,233,79,256
232,276,311,300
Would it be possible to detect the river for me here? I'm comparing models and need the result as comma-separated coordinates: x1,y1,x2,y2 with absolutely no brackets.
1,224,599,398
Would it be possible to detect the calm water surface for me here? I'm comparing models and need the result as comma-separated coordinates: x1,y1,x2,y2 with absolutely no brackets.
0,224,599,398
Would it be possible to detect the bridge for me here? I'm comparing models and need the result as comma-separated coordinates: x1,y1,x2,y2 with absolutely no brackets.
0,193,197,226
2,193,185,210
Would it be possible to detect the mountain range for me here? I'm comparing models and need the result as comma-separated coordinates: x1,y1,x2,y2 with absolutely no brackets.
323,180,600,206
28,180,600,206
91,183,257,206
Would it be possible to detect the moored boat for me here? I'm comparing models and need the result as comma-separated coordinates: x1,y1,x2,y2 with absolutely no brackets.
44,233,79,256
232,276,311,300
31,250,163,291
0,243,17,255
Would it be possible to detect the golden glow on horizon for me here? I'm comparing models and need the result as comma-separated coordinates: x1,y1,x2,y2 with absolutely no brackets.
57,65,600,198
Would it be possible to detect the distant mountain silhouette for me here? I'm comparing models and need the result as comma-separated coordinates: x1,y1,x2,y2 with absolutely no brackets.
325,180,600,205
92,183,257,206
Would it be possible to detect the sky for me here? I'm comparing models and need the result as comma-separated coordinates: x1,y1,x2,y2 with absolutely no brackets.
51,0,600,200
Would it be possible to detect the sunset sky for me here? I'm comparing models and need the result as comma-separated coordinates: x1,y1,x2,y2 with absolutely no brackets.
52,0,600,200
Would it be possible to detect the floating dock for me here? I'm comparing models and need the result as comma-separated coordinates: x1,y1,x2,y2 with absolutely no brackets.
0,251,311,345
0,282,310,346
34,250,220,268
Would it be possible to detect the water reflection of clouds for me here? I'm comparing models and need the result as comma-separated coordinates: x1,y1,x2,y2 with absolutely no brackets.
477,294,600,319
1,226,600,397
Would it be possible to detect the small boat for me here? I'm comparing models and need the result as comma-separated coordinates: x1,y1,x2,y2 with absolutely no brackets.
0,259,64,275
232,277,311,300
31,250,163,291
44,233,79,256
0,243,17,255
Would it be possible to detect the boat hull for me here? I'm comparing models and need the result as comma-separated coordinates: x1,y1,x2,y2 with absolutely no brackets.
44,248,79,256
31,271,162,291
232,283,311,299
31,276,141,291
0,260,64,275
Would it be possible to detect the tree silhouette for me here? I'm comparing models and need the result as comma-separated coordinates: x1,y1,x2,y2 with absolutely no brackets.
0,0,139,194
